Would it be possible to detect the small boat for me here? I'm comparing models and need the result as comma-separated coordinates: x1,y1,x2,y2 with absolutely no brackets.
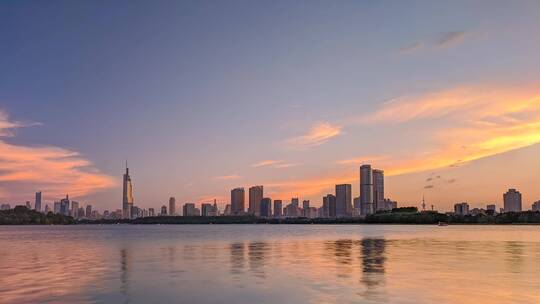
438,221,448,226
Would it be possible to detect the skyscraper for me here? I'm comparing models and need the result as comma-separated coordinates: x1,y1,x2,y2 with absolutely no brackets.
248,185,263,216
231,187,245,215
86,205,92,218
161,205,167,216
60,195,70,216
336,184,352,217
373,169,384,211
183,203,200,216
169,197,176,216
503,189,522,212
273,200,283,218
35,191,42,212
71,201,79,218
325,194,336,218
122,164,134,219
260,198,272,218
201,203,214,216
360,165,374,215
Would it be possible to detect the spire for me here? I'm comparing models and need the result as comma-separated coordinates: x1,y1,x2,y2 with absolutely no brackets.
422,195,426,211
125,160,129,174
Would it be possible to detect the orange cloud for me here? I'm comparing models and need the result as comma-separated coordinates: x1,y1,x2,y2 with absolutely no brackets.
354,84,540,175
213,174,241,180
285,122,341,149
251,160,283,167
0,111,115,201
265,84,540,204
251,159,299,169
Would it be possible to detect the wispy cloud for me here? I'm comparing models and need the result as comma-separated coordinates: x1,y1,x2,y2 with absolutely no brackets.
0,110,115,201
399,30,471,53
251,159,299,169
251,160,282,168
355,84,540,175
336,155,389,166
213,174,241,180
285,122,341,150
436,31,468,47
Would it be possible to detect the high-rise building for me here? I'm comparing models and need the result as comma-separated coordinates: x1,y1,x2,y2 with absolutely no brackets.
35,191,42,212
60,195,70,216
324,194,336,218
454,202,469,215
231,188,245,215
249,185,263,216
148,208,155,217
360,165,374,215
201,203,217,216
169,197,176,216
335,184,352,217
25,201,32,209
53,201,61,214
373,169,385,211
183,203,196,216
273,200,283,218
260,198,272,218
532,201,540,212
86,205,92,218
213,199,219,216
503,189,522,212
291,198,299,207
71,201,79,218
122,165,134,219
161,205,167,216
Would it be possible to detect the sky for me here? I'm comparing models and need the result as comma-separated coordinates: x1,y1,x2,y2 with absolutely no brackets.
1,0,540,212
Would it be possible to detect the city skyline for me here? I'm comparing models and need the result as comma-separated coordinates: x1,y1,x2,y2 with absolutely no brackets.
1,1,540,211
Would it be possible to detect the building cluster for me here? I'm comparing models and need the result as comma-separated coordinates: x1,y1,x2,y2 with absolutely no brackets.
451,188,540,216
0,191,121,220
149,164,398,219
4,165,539,221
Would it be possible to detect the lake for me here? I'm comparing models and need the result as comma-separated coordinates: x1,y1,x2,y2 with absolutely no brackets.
1,225,539,304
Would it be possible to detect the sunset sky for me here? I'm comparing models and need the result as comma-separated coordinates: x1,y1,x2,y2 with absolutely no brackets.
1,0,540,211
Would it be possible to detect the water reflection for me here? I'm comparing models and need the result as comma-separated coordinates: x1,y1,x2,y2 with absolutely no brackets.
2,226,540,304
505,241,525,274
120,248,131,304
360,238,387,301
248,242,268,279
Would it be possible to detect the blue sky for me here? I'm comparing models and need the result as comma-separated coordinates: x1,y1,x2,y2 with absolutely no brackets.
1,0,540,211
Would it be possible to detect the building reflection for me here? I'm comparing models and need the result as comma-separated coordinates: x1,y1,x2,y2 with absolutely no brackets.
248,241,268,279
359,238,387,300
230,242,246,275
505,241,524,274
325,239,354,279
120,247,131,304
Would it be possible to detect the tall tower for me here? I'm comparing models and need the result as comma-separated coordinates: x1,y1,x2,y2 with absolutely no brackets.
360,165,373,215
248,185,263,216
169,197,176,216
231,187,245,215
122,163,134,219
35,191,42,212
372,169,384,211
335,184,352,217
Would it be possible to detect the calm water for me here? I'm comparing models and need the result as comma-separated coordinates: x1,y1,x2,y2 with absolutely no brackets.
1,225,540,304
